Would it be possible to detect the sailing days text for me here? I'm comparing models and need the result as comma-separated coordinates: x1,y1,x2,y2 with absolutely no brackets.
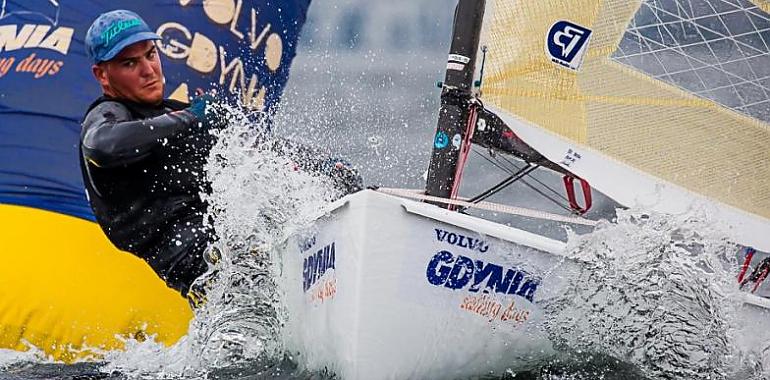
0,24,72,78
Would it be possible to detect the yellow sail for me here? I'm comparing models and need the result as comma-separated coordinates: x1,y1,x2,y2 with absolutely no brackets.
482,0,770,226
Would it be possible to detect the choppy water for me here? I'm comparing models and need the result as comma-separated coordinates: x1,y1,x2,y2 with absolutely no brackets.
542,209,768,380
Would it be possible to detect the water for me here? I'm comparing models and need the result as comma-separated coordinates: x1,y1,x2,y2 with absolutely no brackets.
542,209,759,379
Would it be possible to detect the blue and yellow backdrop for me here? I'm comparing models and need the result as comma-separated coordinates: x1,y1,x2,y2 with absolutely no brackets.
0,0,310,361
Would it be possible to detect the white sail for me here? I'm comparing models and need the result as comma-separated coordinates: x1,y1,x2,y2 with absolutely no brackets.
479,0,770,250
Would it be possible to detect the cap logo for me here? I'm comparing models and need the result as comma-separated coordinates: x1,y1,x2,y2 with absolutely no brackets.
100,18,141,45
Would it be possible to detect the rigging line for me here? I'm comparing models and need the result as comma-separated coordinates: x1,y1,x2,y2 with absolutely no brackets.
457,166,531,214
479,148,572,205
375,187,598,227
466,164,537,205
492,154,577,213
473,148,511,173
476,148,527,177
495,153,571,203
521,180,575,214
472,148,573,212
468,150,575,214
469,164,535,203
448,104,479,205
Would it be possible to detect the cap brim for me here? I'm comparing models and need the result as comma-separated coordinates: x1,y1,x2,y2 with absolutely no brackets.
100,31,161,63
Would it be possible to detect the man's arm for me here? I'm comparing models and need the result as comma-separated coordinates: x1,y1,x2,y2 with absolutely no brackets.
81,101,199,168
268,137,364,194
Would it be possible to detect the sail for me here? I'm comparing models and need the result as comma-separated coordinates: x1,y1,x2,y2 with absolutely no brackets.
0,0,310,361
480,0,770,250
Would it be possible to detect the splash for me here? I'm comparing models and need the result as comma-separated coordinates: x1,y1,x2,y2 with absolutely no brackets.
540,207,767,379
0,343,52,369
103,105,344,378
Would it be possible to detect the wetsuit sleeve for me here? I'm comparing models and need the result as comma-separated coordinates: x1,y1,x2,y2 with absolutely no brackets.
81,101,200,168
268,137,363,193
266,137,335,173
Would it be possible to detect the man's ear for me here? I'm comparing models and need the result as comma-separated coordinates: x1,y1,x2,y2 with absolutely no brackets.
92,63,109,89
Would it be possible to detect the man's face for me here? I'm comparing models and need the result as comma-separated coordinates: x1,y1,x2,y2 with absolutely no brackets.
92,40,164,105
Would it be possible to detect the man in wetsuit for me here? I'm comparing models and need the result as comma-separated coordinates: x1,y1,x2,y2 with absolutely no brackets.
80,10,360,298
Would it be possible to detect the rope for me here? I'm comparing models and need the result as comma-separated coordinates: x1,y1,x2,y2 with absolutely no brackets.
472,148,574,213
465,164,536,205
375,187,598,227
497,153,570,203
473,147,509,173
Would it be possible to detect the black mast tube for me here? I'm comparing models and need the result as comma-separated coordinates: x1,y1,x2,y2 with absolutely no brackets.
425,0,486,206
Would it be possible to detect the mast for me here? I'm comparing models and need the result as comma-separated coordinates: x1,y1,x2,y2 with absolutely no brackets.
425,0,486,207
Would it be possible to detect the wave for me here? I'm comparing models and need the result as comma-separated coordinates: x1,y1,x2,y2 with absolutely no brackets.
540,207,767,379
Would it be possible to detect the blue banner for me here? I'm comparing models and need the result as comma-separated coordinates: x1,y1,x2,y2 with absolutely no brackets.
0,0,311,220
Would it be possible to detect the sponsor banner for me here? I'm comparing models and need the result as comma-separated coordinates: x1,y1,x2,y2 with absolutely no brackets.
448,54,470,64
398,224,542,329
459,293,531,326
446,62,465,71
427,228,541,302
301,239,338,304
426,250,540,301
429,227,539,327
0,0,311,220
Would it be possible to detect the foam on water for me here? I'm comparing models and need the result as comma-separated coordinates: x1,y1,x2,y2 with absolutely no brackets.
0,345,50,369
540,206,769,379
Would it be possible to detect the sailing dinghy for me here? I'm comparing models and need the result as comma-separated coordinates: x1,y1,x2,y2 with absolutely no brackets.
278,0,770,378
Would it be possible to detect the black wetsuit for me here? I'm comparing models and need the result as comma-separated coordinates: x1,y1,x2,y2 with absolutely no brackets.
80,97,364,297
79,96,213,296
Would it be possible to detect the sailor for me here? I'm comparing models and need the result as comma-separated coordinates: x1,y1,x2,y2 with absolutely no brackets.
80,10,361,299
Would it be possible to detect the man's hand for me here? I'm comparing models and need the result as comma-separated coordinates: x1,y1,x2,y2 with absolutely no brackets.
186,93,228,130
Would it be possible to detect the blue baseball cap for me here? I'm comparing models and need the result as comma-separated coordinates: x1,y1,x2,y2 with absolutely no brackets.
85,10,160,64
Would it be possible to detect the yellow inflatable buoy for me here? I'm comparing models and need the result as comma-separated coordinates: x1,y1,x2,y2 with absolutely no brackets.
0,204,192,362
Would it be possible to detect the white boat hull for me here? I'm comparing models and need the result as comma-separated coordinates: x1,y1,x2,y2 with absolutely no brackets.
278,190,770,379
279,190,579,379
